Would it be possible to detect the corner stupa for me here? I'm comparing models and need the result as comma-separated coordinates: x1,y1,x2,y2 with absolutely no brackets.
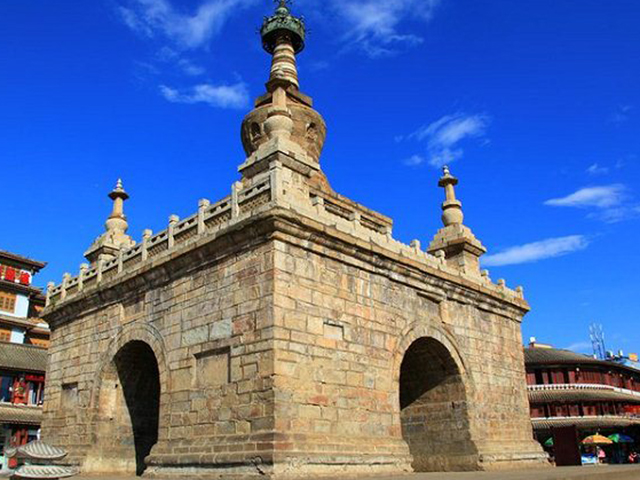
427,166,487,274
84,179,135,265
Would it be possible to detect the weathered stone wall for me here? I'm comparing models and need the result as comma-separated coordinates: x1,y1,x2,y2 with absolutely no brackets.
267,231,543,474
43,240,278,477
43,157,546,477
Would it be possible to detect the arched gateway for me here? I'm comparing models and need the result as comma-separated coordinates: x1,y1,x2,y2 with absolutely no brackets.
42,1,547,477
399,337,477,471
85,341,160,475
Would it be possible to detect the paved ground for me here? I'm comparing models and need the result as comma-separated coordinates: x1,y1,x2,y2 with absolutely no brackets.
73,464,640,480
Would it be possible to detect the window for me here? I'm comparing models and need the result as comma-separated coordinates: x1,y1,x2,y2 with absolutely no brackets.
0,328,11,342
0,292,16,313
0,376,12,402
27,336,48,348
61,382,78,408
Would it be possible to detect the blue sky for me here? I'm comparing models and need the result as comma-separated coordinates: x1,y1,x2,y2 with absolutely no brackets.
2,0,639,354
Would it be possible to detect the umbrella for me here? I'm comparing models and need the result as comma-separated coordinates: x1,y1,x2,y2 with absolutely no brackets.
582,434,613,445
543,437,554,447
608,433,634,444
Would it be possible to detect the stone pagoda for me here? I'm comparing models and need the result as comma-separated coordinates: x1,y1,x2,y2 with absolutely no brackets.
41,2,547,478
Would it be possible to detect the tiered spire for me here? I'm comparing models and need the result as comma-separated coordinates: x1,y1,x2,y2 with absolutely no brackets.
438,166,464,226
84,179,136,264
428,166,486,274
106,179,129,231
261,0,305,91
239,0,327,186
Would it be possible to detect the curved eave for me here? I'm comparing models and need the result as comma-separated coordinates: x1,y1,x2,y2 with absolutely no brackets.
529,388,640,404
532,415,640,430
525,347,640,376
0,404,42,426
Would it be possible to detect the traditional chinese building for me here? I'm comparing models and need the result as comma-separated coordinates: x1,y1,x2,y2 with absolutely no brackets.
0,250,49,469
525,341,640,440
41,2,546,477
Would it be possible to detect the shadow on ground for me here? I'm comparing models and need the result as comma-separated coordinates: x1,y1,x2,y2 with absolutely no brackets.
73,464,640,480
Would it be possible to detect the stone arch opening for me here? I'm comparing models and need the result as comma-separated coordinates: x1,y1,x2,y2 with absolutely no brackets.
92,340,161,476
399,337,477,471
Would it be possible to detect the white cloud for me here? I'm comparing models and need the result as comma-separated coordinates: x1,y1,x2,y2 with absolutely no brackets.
402,113,490,168
331,0,441,57
609,104,632,124
545,185,627,209
592,205,640,223
160,82,249,108
119,0,254,49
482,235,589,267
155,47,206,76
177,58,206,76
586,163,609,175
404,154,425,166
545,185,640,223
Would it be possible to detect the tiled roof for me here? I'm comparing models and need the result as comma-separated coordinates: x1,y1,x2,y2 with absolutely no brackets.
525,347,640,375
0,342,47,372
532,415,640,430
0,250,46,270
525,347,602,365
0,403,42,425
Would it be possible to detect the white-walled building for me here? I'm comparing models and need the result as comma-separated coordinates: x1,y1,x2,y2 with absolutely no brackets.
0,250,48,470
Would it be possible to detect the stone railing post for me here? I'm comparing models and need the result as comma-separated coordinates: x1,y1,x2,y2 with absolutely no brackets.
197,199,210,235
141,229,152,261
231,182,242,218
410,239,421,252
45,282,55,307
269,162,281,203
78,263,88,292
61,273,71,300
96,259,104,283
168,215,179,249
117,247,124,274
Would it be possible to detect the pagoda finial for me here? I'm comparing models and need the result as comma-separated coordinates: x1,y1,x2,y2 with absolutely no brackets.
261,0,305,91
438,165,463,226
107,178,129,225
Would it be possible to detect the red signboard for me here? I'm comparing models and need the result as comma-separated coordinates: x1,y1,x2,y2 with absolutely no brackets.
624,405,640,415
4,267,15,281
25,374,45,382
0,264,31,285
